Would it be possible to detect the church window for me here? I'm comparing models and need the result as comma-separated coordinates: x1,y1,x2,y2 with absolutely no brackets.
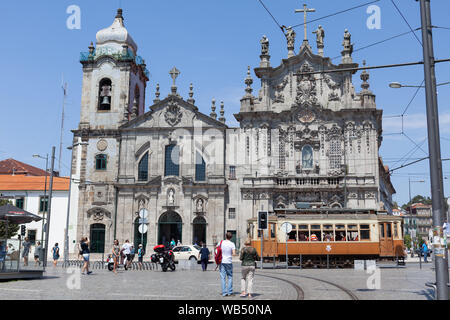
329,140,342,170
229,166,236,180
302,145,313,169
228,208,236,220
165,144,180,176
98,78,112,111
138,152,149,181
95,154,107,170
195,152,206,182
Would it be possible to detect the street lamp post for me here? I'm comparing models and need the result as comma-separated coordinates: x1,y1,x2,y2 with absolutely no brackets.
408,178,425,257
33,154,48,244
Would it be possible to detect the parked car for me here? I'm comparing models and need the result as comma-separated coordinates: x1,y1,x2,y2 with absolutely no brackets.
172,245,202,263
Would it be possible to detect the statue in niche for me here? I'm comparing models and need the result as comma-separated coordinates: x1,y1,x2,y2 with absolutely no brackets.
196,199,204,212
168,189,175,205
260,35,269,55
302,145,313,169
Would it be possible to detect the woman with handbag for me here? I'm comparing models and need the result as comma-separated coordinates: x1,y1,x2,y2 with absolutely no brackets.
239,238,259,298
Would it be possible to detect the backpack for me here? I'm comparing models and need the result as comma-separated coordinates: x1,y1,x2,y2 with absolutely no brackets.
214,240,223,265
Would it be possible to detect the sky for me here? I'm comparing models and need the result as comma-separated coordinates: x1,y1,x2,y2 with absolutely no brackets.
1,0,450,206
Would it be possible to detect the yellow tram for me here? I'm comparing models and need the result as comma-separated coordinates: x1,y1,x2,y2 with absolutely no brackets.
247,209,405,268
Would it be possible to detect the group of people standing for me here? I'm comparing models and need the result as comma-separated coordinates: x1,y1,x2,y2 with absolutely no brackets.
216,232,259,299
20,238,60,267
111,239,145,273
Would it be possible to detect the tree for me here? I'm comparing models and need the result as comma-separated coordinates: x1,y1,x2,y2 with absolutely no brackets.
404,234,412,249
401,195,432,210
0,199,20,239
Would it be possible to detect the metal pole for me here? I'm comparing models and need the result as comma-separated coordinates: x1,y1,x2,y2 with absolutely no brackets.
260,230,263,270
43,147,56,268
64,145,74,266
300,254,302,270
285,237,288,269
40,155,48,244
419,0,449,300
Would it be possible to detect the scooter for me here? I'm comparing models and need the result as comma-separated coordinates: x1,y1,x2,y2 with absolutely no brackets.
106,254,129,271
151,245,176,272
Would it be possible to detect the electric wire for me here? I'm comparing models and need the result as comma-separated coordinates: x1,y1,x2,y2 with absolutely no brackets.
389,0,423,46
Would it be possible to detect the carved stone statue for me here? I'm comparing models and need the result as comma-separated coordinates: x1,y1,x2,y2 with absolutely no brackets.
260,35,269,55
286,27,296,49
342,29,353,54
168,189,175,205
312,25,324,47
196,199,204,212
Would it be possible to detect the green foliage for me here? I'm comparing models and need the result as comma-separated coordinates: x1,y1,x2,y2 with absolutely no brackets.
404,234,412,248
401,195,432,210
0,199,20,239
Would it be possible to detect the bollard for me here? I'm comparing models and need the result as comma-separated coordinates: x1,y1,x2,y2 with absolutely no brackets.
299,254,302,270
327,254,329,269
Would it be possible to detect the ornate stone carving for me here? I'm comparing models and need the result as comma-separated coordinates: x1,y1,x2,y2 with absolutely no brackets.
196,198,204,212
295,63,318,107
274,77,288,103
260,35,269,55
243,191,253,200
164,100,183,126
97,139,108,151
297,109,316,123
296,192,321,202
168,188,175,205
87,207,111,221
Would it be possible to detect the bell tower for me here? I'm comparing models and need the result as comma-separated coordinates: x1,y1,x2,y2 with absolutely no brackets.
78,9,149,131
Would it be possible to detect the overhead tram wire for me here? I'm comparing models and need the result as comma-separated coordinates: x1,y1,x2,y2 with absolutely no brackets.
256,0,286,36
390,0,422,46
291,0,381,30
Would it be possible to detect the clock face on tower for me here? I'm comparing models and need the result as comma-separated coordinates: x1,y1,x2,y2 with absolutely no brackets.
298,109,316,123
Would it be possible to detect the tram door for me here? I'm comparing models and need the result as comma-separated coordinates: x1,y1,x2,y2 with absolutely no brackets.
263,223,277,257
379,222,394,257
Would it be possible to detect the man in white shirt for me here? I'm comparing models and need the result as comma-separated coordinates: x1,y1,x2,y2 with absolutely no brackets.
122,240,132,269
218,232,236,297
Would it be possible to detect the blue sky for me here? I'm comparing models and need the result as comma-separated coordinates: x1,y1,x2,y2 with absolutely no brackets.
1,0,450,206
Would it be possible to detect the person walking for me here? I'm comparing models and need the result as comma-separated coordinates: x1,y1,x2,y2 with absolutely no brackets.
198,243,210,271
170,238,176,249
422,241,429,263
22,237,31,266
112,239,120,274
218,232,236,297
80,237,92,275
240,239,259,299
52,243,60,267
122,239,132,270
34,241,43,266
137,244,144,270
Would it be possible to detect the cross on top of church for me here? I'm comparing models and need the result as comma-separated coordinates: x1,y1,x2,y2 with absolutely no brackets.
295,3,316,41
169,67,180,86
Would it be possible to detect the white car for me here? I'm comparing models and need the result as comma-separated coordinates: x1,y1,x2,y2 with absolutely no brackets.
172,245,201,262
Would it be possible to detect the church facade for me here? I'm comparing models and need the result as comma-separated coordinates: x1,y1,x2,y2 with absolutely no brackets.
69,9,395,257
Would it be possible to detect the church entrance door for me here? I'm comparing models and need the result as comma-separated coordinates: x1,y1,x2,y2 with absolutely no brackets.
192,216,206,245
158,211,182,247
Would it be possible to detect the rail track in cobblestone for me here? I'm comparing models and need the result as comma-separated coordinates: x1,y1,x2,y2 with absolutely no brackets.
261,271,359,300
256,273,305,300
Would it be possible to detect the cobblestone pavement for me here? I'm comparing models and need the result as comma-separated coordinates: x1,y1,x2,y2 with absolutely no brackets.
0,262,439,300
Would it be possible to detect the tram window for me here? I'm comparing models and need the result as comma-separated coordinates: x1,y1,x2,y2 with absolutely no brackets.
310,225,321,241
360,224,370,240
335,225,346,241
298,225,308,230
298,225,309,241
323,225,333,230
270,223,276,238
323,224,334,241
288,230,297,241
386,223,392,238
379,224,385,238
394,223,399,238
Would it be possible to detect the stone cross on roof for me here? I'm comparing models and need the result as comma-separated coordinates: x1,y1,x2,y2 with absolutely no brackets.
169,67,180,96
295,3,316,41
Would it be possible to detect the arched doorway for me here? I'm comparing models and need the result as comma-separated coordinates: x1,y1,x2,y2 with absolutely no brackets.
90,223,105,253
134,217,148,251
158,211,182,246
192,216,207,245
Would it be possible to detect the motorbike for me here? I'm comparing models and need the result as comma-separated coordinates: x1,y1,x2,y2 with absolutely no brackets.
106,254,129,271
151,245,176,272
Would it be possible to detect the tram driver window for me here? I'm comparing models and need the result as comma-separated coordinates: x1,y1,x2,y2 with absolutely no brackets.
335,225,346,241
386,223,392,238
288,225,297,241
270,223,276,238
347,225,358,241
360,224,371,241
298,225,309,241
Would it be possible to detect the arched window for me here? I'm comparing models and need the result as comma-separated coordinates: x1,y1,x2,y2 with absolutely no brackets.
95,154,107,170
195,152,206,181
138,152,149,181
90,223,105,253
165,144,180,176
98,78,112,111
302,145,313,169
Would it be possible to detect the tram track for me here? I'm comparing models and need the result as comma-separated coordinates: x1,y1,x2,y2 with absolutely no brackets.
260,270,359,300
256,273,305,300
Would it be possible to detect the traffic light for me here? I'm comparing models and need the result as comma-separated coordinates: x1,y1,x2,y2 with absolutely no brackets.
20,225,26,236
258,211,268,230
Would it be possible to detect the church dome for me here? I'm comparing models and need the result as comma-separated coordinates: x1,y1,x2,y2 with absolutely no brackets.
96,9,138,54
